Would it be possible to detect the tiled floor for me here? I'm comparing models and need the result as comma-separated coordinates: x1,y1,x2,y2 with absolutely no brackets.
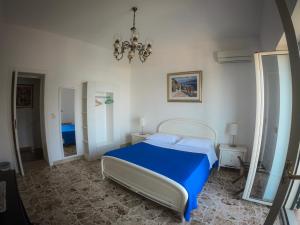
63,145,77,157
17,160,281,225
20,147,44,162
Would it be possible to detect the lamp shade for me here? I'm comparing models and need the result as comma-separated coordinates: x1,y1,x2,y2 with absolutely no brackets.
228,123,238,135
139,117,145,127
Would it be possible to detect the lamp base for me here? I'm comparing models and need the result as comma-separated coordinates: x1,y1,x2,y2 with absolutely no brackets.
140,127,144,135
230,135,237,148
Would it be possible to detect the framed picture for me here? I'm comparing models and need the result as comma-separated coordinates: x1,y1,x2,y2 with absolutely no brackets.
167,71,202,102
16,84,33,108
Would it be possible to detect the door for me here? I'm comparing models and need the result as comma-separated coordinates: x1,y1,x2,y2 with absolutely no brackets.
11,71,24,176
243,52,291,206
264,0,300,224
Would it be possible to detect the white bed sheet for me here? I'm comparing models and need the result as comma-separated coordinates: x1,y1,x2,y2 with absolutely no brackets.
143,139,218,169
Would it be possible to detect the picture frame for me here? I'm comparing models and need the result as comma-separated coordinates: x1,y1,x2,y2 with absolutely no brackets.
167,71,202,102
16,84,33,108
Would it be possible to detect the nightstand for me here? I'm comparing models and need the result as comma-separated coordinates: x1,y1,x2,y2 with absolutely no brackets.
218,144,247,170
131,133,151,144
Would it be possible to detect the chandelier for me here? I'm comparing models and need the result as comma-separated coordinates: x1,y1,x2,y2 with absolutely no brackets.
113,7,152,63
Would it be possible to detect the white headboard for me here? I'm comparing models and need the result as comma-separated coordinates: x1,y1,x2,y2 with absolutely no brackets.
157,118,217,144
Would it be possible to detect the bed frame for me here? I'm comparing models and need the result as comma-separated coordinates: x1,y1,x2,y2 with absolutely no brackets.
101,118,217,220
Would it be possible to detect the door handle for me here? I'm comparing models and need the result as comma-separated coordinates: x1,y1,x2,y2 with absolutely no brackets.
287,172,300,180
285,160,300,180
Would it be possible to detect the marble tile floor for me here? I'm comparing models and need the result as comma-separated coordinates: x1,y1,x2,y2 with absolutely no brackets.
17,160,281,225
20,147,44,162
63,145,77,157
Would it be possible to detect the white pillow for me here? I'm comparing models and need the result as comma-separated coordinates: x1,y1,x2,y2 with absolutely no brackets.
176,137,213,149
146,133,181,144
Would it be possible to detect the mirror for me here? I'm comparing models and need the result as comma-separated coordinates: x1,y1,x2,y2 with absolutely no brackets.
60,88,77,157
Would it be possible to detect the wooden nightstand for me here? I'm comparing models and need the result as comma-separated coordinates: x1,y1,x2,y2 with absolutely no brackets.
218,144,247,170
131,133,151,144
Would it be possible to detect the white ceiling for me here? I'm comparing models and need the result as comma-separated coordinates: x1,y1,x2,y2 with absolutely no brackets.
1,0,264,49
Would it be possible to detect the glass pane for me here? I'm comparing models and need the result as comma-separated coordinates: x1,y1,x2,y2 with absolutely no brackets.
250,54,292,202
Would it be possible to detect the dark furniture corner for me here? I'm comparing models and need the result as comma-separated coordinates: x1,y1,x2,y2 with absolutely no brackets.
0,170,32,225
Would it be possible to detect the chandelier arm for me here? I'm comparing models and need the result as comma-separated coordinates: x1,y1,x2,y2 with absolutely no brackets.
122,41,131,49
144,51,151,57
138,48,144,55
116,52,124,60
139,54,146,63
139,49,146,59
136,42,144,51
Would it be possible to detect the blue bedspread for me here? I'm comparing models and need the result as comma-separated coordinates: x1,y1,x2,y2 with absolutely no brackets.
61,124,76,145
104,142,215,221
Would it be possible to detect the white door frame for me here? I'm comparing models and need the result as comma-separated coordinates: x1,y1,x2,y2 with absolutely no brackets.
11,71,24,175
243,51,288,206
58,86,78,159
11,70,50,175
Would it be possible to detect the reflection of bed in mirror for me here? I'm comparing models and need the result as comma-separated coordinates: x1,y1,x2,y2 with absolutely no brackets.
101,118,218,221
61,123,76,145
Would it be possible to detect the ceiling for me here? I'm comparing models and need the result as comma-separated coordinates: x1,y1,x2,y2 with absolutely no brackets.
1,0,264,49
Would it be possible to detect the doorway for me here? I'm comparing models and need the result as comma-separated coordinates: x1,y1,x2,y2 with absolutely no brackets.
11,71,48,175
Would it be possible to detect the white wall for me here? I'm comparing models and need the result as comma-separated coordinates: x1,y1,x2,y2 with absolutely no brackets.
130,44,257,160
0,23,131,166
61,88,75,124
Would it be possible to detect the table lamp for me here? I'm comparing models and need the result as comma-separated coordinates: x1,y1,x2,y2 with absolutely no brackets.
139,117,145,135
228,122,238,147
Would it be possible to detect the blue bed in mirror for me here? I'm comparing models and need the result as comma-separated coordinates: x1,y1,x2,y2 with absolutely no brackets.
61,124,76,145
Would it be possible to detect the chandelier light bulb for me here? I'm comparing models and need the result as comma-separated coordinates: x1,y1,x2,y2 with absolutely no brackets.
129,50,135,57
146,44,152,52
128,50,135,62
114,40,120,49
114,50,119,57
132,38,138,46
131,29,139,39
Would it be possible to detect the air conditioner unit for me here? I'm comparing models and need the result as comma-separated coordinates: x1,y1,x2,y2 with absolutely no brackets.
215,50,253,63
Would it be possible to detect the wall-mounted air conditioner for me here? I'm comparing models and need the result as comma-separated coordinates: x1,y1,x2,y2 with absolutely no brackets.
215,50,254,63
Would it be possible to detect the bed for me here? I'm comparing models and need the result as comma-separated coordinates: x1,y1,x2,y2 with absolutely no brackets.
61,124,76,145
101,119,218,221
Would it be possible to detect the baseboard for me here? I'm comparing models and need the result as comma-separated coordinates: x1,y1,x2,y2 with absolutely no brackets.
52,155,84,165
